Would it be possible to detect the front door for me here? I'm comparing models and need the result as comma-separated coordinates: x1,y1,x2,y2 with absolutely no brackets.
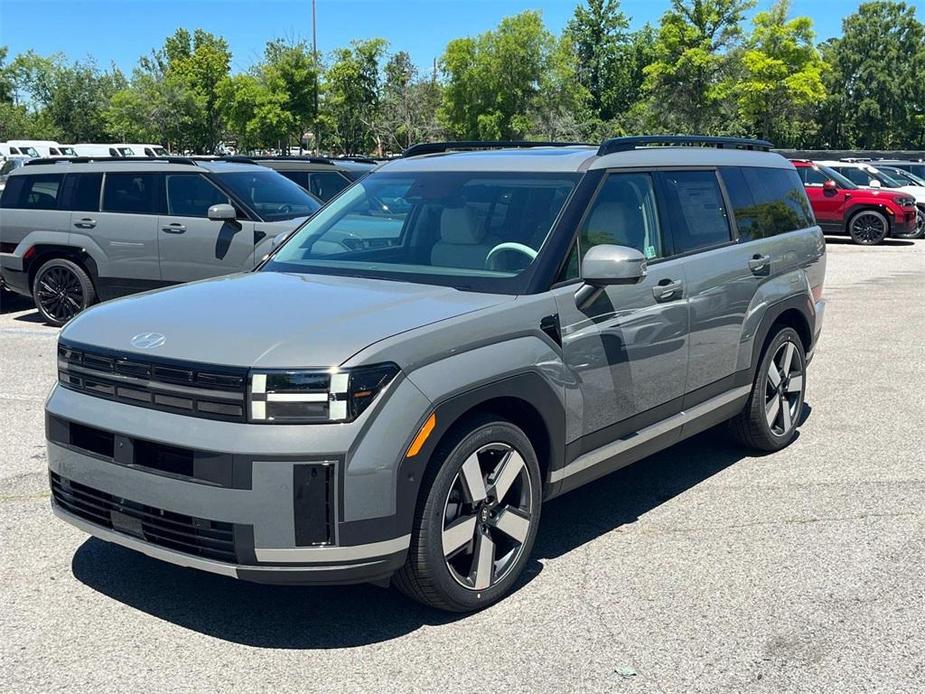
158,173,255,283
555,171,690,453
800,167,848,231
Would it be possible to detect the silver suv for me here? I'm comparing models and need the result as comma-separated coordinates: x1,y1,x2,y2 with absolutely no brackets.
0,157,321,324
45,137,826,611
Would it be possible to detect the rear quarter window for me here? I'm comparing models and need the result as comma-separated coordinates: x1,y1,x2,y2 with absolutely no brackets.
1,174,65,210
721,167,815,241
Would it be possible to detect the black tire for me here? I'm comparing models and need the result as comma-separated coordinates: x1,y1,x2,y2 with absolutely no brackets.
730,327,806,452
394,415,542,612
31,258,96,326
847,209,888,245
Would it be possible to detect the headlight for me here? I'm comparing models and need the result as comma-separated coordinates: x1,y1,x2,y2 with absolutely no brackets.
896,197,916,207
248,363,399,423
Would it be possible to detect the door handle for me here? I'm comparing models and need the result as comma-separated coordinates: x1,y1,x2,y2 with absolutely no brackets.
161,224,187,234
74,218,96,229
652,279,684,302
748,254,771,274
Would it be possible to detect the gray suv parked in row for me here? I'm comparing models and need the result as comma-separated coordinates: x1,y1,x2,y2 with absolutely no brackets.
0,157,321,324
45,137,826,611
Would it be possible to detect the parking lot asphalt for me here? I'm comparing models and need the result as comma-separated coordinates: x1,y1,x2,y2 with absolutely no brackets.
1,237,923,693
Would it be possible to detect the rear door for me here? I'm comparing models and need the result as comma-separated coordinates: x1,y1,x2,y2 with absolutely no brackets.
556,171,690,450
656,169,748,400
157,172,255,282
679,165,816,399
95,171,162,293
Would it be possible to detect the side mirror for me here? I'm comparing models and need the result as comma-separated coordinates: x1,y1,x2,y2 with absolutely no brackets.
208,203,237,222
575,244,647,308
823,179,837,192
868,179,882,188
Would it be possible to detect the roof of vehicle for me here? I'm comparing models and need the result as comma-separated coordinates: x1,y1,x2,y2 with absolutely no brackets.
816,160,875,169
384,142,792,174
15,157,269,175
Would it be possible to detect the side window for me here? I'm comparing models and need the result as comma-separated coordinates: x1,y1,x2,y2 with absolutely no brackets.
166,174,229,217
308,172,350,201
8,174,65,210
50,148,60,156
720,167,814,241
578,173,665,261
659,171,731,254
102,173,162,214
838,167,869,186
803,167,829,185
68,173,103,212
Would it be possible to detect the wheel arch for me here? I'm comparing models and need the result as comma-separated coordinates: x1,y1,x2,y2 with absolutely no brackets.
748,297,814,383
26,244,99,292
844,203,893,234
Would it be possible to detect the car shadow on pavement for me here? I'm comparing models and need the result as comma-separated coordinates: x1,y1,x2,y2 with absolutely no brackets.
71,405,811,648
824,236,916,246
0,291,35,314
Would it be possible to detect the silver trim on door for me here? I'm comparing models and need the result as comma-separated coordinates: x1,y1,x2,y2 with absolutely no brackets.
550,385,751,483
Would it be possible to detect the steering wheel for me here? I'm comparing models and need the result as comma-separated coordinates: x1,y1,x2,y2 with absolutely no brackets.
485,242,538,270
278,204,292,215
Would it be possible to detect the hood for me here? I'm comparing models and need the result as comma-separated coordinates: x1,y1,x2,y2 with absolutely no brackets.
61,272,512,367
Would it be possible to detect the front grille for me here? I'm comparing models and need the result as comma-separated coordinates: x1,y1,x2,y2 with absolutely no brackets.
57,342,248,422
51,473,237,563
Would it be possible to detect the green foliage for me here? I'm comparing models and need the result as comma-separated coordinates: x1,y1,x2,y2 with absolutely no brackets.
564,0,629,121
644,0,755,133
818,1,925,149
731,0,827,146
321,39,387,154
439,11,553,139
263,40,319,150
376,51,441,152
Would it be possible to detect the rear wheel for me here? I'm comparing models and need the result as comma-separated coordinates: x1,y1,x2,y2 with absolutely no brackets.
394,416,542,612
32,258,95,326
847,210,888,245
730,327,806,452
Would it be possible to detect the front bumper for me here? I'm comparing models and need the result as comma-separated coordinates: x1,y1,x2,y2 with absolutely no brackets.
45,378,432,585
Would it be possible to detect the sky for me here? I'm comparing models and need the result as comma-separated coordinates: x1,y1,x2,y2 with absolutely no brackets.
1,0,921,75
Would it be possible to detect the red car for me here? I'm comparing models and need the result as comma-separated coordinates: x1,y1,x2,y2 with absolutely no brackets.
790,159,918,245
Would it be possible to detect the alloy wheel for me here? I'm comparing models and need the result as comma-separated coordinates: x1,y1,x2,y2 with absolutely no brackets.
36,266,84,323
851,212,886,244
765,340,804,437
441,442,533,591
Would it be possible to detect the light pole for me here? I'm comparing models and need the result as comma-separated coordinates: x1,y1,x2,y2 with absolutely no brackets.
312,0,319,154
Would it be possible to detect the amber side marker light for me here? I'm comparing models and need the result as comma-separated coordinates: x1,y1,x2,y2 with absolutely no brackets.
406,413,436,458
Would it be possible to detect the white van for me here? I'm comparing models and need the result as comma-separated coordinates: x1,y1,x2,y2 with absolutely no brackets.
72,144,136,158
0,143,40,158
122,143,171,157
7,140,76,158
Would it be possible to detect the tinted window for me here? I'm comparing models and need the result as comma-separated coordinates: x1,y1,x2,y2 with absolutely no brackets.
280,170,310,189
69,173,102,212
579,173,665,261
214,170,321,221
835,167,870,186
5,174,65,210
309,171,350,201
0,160,17,176
799,166,829,185
102,173,161,214
49,148,60,155
721,167,815,241
166,174,228,217
660,171,731,253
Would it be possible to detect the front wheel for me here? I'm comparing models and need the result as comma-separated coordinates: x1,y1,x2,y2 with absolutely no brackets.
848,210,888,245
394,417,542,612
730,327,806,452
32,258,95,326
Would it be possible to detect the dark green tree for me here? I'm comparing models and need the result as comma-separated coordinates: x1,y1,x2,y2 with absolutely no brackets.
564,0,629,121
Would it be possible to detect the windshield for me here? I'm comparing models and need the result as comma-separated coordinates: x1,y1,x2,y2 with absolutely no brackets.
20,147,39,158
216,170,322,221
818,165,858,189
881,166,925,186
152,147,168,157
264,171,579,293
868,169,905,188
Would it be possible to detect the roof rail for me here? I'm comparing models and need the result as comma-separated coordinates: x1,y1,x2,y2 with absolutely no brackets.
330,156,379,165
402,141,592,158
245,155,336,165
24,156,199,167
597,135,773,157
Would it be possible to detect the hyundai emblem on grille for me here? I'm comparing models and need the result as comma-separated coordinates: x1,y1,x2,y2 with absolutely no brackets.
130,332,167,349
